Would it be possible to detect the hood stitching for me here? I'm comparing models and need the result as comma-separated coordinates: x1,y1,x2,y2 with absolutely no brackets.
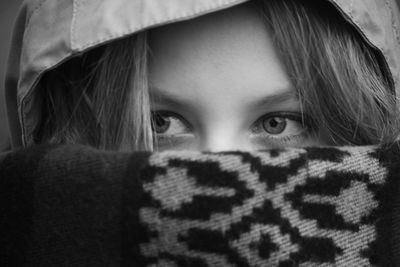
386,0,399,44
70,0,79,51
386,0,400,45
350,0,354,17
385,0,400,86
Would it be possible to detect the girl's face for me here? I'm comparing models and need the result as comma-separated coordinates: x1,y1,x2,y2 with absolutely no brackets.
149,3,323,151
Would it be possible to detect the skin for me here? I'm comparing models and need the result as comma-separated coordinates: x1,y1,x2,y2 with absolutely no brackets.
148,2,323,151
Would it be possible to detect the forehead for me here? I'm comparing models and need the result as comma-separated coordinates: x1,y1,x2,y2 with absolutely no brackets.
148,2,292,106
149,2,269,56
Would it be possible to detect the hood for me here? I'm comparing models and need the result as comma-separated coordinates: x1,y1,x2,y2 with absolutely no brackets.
5,0,400,148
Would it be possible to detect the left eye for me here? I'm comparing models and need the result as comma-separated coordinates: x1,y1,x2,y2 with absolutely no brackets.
151,112,190,135
253,113,308,137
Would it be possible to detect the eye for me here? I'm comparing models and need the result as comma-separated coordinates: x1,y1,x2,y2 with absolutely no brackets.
151,111,190,135
251,112,311,146
152,113,170,134
257,113,307,136
262,117,288,135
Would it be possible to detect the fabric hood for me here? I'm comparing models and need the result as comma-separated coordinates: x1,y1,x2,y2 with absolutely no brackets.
5,0,400,148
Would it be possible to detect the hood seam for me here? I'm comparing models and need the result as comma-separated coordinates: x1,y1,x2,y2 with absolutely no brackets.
386,0,400,45
70,0,79,51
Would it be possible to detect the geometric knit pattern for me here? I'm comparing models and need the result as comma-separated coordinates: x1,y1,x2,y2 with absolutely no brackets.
1,145,399,266
139,147,387,267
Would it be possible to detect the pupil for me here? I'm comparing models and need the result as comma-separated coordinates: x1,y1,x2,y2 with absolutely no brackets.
156,115,165,127
153,114,170,133
269,119,278,128
263,117,286,134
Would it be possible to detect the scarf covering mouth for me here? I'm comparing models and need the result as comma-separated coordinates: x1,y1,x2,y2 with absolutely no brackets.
1,144,400,266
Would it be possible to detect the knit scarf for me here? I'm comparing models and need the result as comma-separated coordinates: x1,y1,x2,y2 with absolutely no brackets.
1,144,400,266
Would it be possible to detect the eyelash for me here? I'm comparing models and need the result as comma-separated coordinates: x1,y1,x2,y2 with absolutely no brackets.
251,111,313,144
151,111,314,143
253,111,309,130
151,111,192,132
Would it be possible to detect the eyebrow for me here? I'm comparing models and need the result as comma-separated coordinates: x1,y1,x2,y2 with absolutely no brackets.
150,86,190,107
150,86,299,108
252,90,299,108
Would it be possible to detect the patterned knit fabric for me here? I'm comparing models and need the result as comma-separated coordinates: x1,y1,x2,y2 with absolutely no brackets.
1,144,400,266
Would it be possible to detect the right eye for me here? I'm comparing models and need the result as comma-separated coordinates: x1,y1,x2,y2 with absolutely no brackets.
151,111,190,135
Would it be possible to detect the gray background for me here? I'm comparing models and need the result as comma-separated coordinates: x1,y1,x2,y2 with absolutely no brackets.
1,0,22,148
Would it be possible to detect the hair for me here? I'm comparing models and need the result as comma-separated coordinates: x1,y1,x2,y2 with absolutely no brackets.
258,0,399,146
35,0,400,150
36,33,154,151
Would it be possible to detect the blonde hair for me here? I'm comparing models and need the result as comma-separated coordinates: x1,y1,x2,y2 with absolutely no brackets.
259,0,399,145
36,34,153,151
35,0,399,150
